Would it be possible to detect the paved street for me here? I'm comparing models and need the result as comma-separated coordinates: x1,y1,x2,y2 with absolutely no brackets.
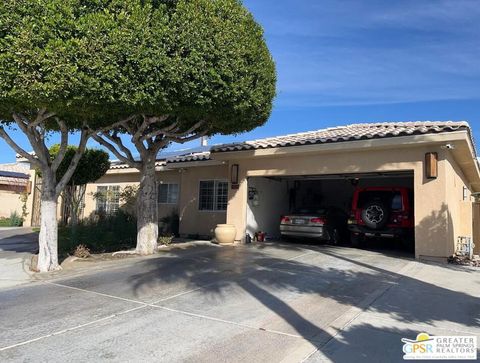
0,241,478,362
0,228,37,289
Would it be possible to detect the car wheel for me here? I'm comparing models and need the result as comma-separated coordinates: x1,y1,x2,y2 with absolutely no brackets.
361,201,389,229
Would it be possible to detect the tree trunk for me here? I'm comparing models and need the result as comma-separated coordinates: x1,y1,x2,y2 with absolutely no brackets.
136,159,158,254
70,185,84,227
37,179,60,272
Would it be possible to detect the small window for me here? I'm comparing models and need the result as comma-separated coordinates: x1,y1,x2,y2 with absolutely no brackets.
96,185,120,214
199,180,228,211
158,183,179,204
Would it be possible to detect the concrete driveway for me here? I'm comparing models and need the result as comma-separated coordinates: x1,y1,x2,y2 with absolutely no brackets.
0,228,37,289
0,242,478,362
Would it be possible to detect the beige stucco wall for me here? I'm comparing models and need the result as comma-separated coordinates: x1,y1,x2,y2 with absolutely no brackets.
178,164,228,238
81,164,229,238
224,144,461,260
0,190,24,218
444,153,474,256
83,169,182,222
473,203,480,255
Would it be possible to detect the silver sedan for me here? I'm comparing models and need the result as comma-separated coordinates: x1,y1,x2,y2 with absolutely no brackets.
280,207,347,243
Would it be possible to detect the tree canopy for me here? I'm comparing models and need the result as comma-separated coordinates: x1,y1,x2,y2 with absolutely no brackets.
0,0,276,133
49,145,110,186
0,0,276,262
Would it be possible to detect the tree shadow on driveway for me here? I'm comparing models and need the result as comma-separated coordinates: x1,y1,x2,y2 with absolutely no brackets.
126,242,479,359
0,229,38,256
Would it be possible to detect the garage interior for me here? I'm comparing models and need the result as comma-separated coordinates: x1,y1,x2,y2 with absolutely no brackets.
246,171,414,252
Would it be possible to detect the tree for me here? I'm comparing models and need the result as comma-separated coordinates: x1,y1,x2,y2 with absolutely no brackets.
0,120,89,272
50,145,110,226
91,0,277,254
0,0,129,271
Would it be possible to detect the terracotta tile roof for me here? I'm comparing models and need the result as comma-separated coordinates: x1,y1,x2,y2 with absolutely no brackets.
166,151,211,164
0,163,30,175
211,121,472,153
110,161,166,170
109,146,212,169
0,163,29,187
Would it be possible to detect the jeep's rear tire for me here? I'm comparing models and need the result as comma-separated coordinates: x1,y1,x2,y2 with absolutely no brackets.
361,201,389,229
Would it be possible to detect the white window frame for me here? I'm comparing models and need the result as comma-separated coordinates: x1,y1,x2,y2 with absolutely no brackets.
158,183,179,205
198,180,228,212
95,185,120,215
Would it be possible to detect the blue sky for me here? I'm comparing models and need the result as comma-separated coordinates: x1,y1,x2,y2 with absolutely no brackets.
1,0,480,163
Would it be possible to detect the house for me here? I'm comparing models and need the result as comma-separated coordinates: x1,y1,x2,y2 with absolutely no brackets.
0,162,30,219
22,121,480,262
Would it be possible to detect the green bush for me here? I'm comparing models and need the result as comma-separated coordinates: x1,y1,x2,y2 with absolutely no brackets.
0,211,24,227
9,211,23,226
160,211,179,237
58,210,137,258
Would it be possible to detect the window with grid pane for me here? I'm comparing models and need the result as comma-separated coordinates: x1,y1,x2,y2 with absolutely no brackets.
215,181,228,210
199,180,228,211
158,183,179,204
95,185,120,214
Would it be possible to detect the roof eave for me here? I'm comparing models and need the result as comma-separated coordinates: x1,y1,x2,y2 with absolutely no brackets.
165,159,224,169
211,131,469,160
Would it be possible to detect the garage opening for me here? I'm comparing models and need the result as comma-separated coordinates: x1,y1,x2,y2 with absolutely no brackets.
246,172,414,254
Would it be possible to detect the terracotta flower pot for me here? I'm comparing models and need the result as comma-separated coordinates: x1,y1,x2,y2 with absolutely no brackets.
214,224,237,244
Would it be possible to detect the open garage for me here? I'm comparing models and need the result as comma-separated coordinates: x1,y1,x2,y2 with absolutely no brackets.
211,122,480,262
246,172,414,252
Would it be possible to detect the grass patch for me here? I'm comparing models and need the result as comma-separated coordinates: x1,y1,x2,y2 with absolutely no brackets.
58,210,137,259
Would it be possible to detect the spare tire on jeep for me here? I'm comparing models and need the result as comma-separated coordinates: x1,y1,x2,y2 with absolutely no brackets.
361,201,389,229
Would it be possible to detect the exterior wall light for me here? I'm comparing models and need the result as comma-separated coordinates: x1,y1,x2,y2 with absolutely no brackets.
231,164,239,189
425,152,438,179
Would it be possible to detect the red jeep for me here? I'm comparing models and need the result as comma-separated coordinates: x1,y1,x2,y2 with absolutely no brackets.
348,187,414,247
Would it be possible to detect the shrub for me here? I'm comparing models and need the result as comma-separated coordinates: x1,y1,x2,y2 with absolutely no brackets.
119,185,139,217
58,210,137,259
160,211,179,237
9,211,23,226
0,211,23,227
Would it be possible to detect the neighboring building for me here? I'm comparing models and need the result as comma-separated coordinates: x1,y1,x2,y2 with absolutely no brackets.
0,162,30,219
20,121,480,261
